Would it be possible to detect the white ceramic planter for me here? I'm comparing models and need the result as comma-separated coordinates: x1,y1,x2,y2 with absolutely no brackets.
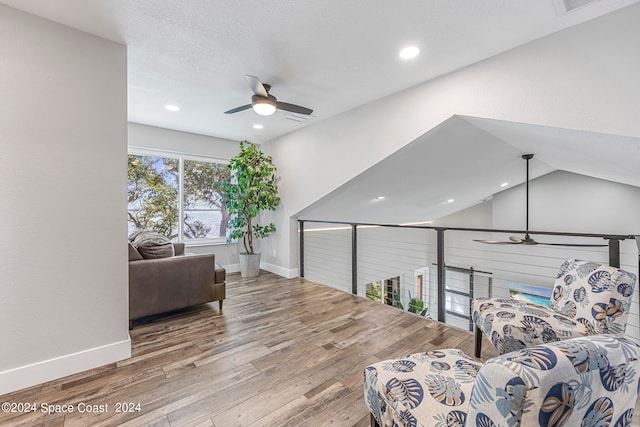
239,252,261,277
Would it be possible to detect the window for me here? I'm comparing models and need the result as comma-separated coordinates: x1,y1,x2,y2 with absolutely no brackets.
182,159,230,240
415,274,423,302
364,277,401,306
366,281,382,303
383,276,401,307
127,151,230,243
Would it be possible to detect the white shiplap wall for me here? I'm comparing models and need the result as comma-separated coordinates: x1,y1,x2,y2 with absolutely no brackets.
303,224,353,293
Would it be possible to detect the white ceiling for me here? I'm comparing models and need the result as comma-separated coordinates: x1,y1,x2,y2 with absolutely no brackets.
2,0,639,143
5,0,640,227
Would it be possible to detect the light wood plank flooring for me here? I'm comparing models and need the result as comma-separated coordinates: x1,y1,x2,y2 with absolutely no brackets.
2,272,500,426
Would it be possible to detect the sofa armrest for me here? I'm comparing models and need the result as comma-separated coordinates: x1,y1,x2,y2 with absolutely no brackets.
215,263,226,284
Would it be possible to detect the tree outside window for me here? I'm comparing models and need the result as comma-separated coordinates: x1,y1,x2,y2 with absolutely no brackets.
127,153,230,241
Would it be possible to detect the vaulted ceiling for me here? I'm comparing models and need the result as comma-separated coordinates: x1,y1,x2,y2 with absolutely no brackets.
297,116,640,224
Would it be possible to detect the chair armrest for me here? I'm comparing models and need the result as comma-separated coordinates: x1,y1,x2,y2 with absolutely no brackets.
468,335,640,426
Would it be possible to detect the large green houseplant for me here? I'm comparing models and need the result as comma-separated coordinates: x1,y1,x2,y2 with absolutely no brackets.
220,140,280,277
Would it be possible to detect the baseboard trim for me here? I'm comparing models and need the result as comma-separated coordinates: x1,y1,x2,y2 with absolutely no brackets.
260,262,299,279
223,263,240,274
222,262,299,279
0,338,131,396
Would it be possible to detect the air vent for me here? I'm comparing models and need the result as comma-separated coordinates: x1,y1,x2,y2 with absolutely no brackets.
552,0,600,15
284,113,315,122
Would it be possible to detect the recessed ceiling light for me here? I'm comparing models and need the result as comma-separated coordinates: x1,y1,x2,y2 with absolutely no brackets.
253,124,264,129
447,199,455,203
501,182,509,187
165,104,180,112
399,46,420,59
375,196,385,201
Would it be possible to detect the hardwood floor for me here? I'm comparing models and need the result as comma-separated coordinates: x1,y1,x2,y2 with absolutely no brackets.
1,272,499,426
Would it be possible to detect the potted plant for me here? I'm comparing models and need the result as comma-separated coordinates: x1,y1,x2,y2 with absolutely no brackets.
220,140,280,277
407,291,428,317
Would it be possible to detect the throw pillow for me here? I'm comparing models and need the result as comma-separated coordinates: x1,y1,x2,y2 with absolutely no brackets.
131,231,175,259
128,242,143,261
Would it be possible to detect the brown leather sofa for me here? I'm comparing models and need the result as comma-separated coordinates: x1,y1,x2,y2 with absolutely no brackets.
128,241,226,329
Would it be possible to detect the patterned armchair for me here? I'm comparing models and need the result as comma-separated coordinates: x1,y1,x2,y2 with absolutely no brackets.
472,259,636,357
363,335,640,427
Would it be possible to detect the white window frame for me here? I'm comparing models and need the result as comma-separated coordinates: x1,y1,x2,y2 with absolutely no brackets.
128,146,230,246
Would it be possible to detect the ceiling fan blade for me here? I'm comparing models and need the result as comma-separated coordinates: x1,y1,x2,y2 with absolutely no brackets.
276,101,313,115
246,75,269,97
537,242,609,247
509,236,524,243
224,104,252,114
473,239,523,245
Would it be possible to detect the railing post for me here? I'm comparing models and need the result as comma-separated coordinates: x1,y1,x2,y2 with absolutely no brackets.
468,267,474,331
608,238,620,268
436,228,445,322
352,224,358,295
299,220,304,277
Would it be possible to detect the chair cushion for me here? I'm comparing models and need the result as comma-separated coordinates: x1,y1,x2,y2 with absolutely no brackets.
473,298,592,354
474,260,636,356
364,349,482,427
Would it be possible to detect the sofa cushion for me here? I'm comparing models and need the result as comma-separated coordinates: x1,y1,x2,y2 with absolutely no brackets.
131,231,175,259
128,242,143,261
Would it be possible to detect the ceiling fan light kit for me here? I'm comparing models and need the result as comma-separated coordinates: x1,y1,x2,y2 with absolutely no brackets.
251,96,277,116
225,75,313,116
474,153,607,247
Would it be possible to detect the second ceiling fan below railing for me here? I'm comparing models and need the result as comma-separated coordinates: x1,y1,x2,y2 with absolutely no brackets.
473,154,607,247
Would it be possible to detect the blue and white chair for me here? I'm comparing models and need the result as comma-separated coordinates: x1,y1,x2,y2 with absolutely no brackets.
364,335,640,427
472,259,636,357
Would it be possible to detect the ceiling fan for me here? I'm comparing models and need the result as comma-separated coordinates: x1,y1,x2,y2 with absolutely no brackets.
224,75,313,117
473,153,607,247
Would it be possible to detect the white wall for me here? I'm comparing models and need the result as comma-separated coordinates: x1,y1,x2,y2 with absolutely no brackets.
129,122,239,160
431,200,493,229
127,122,243,270
493,170,640,235
0,5,129,394
263,3,640,273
